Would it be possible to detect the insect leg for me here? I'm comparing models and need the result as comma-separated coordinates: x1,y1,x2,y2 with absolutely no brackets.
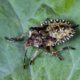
29,50,40,64
52,51,64,60
49,47,64,60
5,32,27,42
51,46,75,60
23,49,29,69
58,46,76,51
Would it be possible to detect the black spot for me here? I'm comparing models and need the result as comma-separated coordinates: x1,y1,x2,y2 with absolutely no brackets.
60,25,65,29
39,45,43,48
54,26,59,31
53,38,57,42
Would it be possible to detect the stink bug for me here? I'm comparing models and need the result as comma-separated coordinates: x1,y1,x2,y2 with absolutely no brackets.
5,18,78,69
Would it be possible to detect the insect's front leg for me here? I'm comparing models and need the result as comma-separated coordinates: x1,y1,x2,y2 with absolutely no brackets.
23,48,40,68
5,32,27,42
23,49,29,69
29,50,40,64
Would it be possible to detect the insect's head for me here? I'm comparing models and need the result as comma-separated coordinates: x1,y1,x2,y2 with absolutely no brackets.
26,38,33,47
26,36,43,48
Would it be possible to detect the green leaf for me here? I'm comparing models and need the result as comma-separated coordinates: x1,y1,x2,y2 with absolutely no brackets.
0,0,80,80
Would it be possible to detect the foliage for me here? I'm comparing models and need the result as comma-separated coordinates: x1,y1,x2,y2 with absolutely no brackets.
0,0,80,80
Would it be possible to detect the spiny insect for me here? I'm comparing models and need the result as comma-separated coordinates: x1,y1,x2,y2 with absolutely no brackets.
5,18,78,69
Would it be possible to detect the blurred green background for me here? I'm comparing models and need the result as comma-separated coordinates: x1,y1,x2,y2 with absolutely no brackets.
0,0,80,80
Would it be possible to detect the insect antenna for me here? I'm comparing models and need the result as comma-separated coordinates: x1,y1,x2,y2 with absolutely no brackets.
5,32,28,42
4,36,24,42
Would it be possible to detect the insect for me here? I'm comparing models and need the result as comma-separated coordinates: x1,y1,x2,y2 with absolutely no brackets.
5,18,78,69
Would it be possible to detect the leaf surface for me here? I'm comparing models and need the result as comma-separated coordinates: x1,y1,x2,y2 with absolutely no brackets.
0,0,80,80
